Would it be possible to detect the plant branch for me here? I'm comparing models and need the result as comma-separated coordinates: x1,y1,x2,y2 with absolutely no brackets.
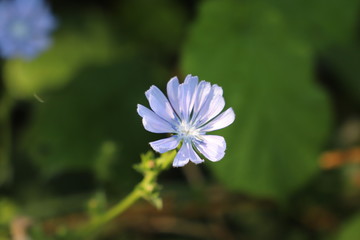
74,150,176,239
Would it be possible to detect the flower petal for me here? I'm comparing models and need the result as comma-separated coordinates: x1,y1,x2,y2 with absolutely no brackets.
173,143,190,167
150,136,180,153
15,0,42,15
187,142,204,164
173,142,204,167
145,85,178,124
167,76,181,116
178,75,198,120
184,75,199,115
194,135,226,162
137,104,174,133
200,108,235,132
192,80,211,116
194,84,225,126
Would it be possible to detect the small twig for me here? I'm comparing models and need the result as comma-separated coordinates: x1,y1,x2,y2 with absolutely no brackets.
33,93,45,103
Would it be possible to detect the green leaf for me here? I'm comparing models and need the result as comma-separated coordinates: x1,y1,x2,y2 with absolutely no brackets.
181,0,331,199
273,0,360,48
336,214,360,240
3,13,117,99
23,52,168,191
117,0,188,54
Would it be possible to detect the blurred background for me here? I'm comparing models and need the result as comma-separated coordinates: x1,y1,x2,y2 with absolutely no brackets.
1,0,360,239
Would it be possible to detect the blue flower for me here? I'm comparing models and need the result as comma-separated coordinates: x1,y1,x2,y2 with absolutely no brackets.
0,0,56,59
137,75,235,167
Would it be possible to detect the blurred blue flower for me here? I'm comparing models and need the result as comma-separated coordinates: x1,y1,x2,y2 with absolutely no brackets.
138,75,235,167
0,0,56,59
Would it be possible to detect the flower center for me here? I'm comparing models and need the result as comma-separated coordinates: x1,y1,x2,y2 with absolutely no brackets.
11,20,29,39
177,121,200,142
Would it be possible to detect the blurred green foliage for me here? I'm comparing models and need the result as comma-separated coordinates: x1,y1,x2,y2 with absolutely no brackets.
0,199,17,240
22,52,167,189
0,0,360,239
118,0,188,54
337,214,360,240
273,0,360,48
0,199,17,225
181,0,331,199
325,43,360,104
4,14,117,98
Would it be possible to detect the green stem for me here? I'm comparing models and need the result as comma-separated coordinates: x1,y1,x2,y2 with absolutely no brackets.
77,191,141,238
99,189,142,225
75,150,176,239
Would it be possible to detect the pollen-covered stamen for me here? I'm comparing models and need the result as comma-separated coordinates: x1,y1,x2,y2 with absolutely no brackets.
176,120,200,141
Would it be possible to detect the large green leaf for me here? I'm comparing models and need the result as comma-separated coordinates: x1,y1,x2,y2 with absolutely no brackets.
181,0,331,199
273,0,360,48
117,0,188,54
3,14,117,98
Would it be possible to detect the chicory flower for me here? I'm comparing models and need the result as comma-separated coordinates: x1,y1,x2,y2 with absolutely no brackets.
0,0,56,59
137,75,235,167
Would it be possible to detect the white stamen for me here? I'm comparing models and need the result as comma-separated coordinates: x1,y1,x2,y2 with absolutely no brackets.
176,121,200,142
